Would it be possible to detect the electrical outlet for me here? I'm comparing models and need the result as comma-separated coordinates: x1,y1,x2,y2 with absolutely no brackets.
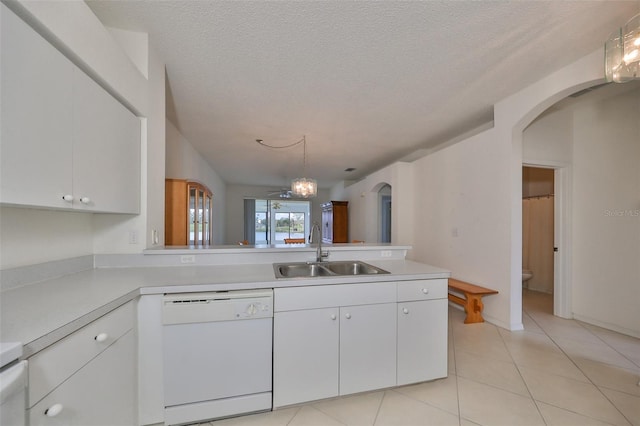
181,255,195,264
381,250,392,257
128,230,138,244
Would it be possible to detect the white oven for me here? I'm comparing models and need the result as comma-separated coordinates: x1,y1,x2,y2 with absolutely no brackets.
162,289,273,425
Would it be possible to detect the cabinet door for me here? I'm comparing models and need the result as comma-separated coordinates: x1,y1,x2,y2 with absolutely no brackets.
397,299,448,386
72,68,140,213
0,3,74,209
29,330,137,426
273,308,339,407
339,303,396,395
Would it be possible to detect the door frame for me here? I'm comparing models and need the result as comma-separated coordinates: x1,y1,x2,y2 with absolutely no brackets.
522,160,572,318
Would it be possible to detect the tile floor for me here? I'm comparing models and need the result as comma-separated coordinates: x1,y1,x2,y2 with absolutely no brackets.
200,290,640,426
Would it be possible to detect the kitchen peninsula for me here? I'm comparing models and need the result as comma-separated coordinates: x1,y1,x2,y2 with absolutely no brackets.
1,244,450,425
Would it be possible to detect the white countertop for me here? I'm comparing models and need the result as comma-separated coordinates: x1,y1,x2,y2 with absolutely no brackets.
0,259,449,358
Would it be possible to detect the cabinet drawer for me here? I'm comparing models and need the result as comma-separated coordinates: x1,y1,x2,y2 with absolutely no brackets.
28,330,136,426
397,279,447,302
275,282,396,312
28,301,135,407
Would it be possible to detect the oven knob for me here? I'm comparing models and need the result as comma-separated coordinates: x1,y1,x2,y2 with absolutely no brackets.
247,304,258,316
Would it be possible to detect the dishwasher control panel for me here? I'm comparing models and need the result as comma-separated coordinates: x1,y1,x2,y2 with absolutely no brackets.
162,289,273,325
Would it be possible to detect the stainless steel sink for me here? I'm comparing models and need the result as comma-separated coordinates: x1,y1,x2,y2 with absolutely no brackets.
274,262,334,278
273,261,389,278
322,261,389,276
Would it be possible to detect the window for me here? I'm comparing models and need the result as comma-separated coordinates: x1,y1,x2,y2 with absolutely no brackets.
245,199,311,244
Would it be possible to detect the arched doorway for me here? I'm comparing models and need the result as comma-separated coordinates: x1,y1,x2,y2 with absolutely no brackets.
379,184,392,243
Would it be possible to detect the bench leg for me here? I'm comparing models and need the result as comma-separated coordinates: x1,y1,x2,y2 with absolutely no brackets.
463,293,485,324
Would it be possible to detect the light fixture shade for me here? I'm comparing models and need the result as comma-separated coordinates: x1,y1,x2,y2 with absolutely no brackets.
605,13,640,83
291,177,317,198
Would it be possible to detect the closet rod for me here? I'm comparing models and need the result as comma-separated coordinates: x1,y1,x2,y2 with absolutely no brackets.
523,194,554,200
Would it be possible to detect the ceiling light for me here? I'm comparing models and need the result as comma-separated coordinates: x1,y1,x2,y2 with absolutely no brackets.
256,135,317,198
605,13,640,83
290,136,317,198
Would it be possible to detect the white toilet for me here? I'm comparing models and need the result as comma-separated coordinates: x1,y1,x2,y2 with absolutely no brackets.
522,269,533,284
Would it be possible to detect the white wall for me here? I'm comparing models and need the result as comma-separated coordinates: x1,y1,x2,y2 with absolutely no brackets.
571,90,640,336
226,185,329,245
523,87,640,337
166,120,227,244
0,207,93,269
410,128,515,328
330,162,415,248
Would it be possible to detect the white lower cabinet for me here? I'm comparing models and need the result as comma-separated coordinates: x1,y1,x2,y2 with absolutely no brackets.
273,308,339,407
274,279,448,407
29,331,136,426
339,303,396,395
397,299,448,386
27,301,137,426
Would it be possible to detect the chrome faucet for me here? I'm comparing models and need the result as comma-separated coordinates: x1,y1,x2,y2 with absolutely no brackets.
309,221,328,262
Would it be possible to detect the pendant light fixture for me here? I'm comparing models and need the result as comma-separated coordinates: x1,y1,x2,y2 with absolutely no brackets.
290,136,317,198
605,13,640,83
256,135,317,198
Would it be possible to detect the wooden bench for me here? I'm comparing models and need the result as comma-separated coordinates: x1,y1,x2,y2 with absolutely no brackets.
448,278,498,324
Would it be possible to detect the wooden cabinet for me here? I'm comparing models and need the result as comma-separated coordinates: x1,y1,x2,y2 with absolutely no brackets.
165,179,213,246
27,302,137,426
321,201,348,243
0,4,140,213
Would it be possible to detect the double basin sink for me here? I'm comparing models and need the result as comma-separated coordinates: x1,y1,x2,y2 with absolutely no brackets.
274,260,389,279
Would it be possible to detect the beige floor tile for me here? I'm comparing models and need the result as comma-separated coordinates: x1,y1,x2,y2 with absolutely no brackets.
453,332,513,363
210,407,299,426
536,401,615,426
312,391,384,426
530,317,604,344
519,366,631,426
575,358,640,396
600,388,640,426
581,323,640,367
394,375,459,416
553,336,638,370
521,312,545,334
455,350,530,396
374,391,460,426
509,345,589,382
288,405,346,426
457,376,545,426
499,328,562,353
459,418,482,426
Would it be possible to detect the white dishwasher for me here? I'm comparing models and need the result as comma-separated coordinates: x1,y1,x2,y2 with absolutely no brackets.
162,289,273,426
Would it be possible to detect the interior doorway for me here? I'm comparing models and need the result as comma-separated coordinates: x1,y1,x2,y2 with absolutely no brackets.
379,184,392,243
522,166,555,295
521,164,570,319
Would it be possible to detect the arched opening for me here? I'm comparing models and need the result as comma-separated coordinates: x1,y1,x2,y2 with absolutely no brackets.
378,184,392,243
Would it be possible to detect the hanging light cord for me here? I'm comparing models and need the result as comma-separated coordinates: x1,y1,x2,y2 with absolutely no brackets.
256,135,308,174
255,136,305,150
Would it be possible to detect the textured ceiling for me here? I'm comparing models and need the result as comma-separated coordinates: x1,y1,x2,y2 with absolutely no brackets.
86,1,639,189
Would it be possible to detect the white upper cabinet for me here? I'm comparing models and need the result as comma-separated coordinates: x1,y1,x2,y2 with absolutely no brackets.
0,4,141,214
72,69,140,213
1,3,74,209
